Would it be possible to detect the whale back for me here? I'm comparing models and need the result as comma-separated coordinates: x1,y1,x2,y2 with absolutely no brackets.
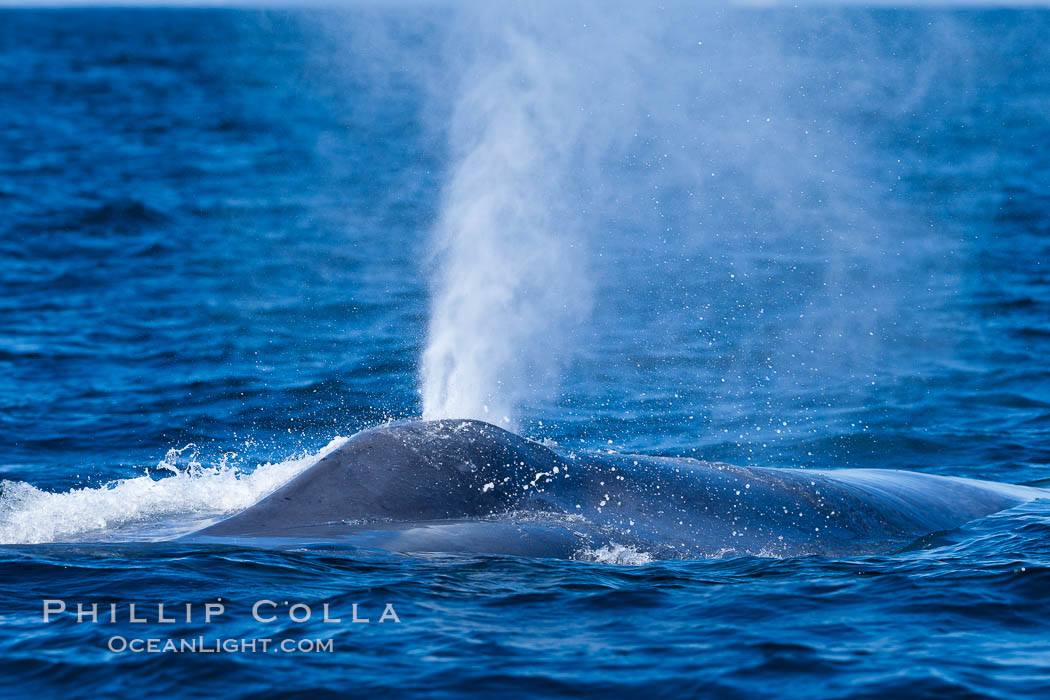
191,419,1044,557
197,420,560,538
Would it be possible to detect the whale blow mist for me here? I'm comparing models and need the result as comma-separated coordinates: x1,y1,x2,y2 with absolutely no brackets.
419,3,965,429
419,4,607,425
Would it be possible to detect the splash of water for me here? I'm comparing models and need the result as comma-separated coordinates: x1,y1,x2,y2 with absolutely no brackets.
577,542,655,566
0,437,348,544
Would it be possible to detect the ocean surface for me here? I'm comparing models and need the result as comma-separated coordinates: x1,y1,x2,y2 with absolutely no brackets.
1,6,1049,698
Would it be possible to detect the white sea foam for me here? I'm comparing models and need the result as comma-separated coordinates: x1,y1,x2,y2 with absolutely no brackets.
578,542,654,566
0,437,348,545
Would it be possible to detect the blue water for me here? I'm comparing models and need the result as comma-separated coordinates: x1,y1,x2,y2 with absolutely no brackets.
2,6,1050,698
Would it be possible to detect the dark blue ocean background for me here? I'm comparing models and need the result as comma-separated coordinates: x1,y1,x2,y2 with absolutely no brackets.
1,6,1049,698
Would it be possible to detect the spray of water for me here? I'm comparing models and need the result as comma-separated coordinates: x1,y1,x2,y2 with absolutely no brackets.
419,5,603,425
419,2,683,425
419,3,970,429
0,437,348,544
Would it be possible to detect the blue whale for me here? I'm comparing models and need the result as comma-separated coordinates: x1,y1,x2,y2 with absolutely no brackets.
189,419,1044,559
